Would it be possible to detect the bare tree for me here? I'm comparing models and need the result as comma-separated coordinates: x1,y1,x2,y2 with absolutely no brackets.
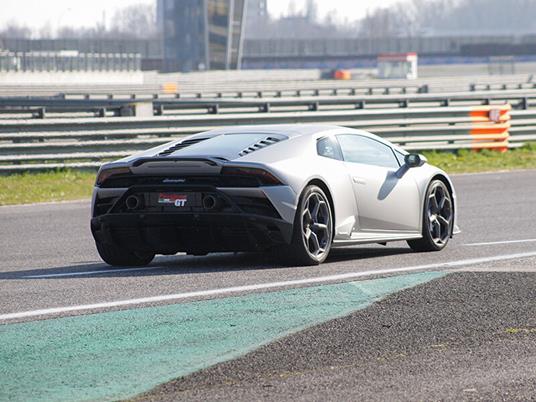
359,8,402,38
110,3,157,39
0,22,32,38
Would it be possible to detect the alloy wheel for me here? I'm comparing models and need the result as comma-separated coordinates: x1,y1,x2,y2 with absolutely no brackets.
427,183,453,247
301,191,332,259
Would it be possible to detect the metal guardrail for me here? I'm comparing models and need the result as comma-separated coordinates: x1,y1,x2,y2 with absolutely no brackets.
1,103,534,173
2,89,536,119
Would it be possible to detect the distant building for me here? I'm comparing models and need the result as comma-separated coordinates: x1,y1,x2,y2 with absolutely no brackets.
158,0,247,72
247,0,267,19
245,0,268,38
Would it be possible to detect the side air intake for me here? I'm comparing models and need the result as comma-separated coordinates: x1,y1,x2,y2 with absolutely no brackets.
239,137,282,157
158,138,208,156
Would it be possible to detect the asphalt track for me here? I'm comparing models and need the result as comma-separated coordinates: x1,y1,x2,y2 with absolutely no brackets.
1,169,536,401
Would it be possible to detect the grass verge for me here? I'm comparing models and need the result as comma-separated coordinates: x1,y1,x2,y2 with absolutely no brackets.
0,143,535,206
0,170,96,206
423,143,536,174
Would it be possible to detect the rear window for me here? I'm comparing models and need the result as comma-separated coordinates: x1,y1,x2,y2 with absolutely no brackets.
172,133,287,158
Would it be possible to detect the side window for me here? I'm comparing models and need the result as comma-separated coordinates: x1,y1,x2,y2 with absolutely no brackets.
317,136,343,161
394,150,407,166
336,135,400,169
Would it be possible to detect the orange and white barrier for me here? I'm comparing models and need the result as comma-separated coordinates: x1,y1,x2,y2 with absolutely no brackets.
469,104,511,152
161,82,179,94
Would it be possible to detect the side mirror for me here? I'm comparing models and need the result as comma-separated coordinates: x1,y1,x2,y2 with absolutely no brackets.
405,153,427,168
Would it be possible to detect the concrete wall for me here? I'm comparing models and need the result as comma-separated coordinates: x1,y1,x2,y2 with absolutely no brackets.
0,71,144,85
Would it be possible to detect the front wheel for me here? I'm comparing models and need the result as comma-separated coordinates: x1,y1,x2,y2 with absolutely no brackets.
286,185,333,265
95,241,155,267
408,180,453,252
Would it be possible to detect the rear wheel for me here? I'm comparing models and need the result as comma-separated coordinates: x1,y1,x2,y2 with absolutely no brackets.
408,180,453,252
287,185,333,265
95,241,155,267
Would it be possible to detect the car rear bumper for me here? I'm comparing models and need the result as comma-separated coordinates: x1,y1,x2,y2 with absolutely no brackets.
91,212,294,255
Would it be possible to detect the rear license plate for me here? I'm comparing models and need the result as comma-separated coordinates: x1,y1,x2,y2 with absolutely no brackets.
158,193,190,207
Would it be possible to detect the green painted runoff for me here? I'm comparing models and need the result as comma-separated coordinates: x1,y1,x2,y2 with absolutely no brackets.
0,272,445,402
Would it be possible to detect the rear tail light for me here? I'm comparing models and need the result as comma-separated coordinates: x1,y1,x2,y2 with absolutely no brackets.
221,166,283,186
96,167,131,186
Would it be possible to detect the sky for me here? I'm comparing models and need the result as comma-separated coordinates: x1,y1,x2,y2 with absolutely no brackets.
0,0,402,33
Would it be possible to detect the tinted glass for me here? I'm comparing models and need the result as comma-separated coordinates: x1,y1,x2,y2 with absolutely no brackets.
394,150,407,166
317,137,343,161
336,135,400,169
173,133,287,157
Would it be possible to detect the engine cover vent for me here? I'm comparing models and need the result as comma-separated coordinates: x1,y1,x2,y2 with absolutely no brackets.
158,138,208,156
239,137,282,157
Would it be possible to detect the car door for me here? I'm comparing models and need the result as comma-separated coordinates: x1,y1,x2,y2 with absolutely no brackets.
336,134,421,233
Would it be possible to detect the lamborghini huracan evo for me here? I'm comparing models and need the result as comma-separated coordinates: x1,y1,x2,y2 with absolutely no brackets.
91,125,459,266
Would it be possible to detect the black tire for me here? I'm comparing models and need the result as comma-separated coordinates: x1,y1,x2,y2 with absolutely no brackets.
408,179,453,252
95,241,155,267
286,185,333,266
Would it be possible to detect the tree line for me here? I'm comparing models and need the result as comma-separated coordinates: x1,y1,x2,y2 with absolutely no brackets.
1,0,536,40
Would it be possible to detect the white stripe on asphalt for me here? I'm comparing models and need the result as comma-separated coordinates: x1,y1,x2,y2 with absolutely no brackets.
465,239,536,247
3,250,536,322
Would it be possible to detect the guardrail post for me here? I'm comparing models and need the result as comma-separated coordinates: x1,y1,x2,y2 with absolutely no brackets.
120,102,154,117
469,84,476,92
154,105,164,116
257,91,263,98
33,108,46,119
355,101,365,109
417,84,429,94
259,103,270,113
399,100,409,108
520,97,529,110
309,102,319,111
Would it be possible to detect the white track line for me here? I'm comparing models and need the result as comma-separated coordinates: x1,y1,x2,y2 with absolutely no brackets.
2,251,536,322
465,239,536,247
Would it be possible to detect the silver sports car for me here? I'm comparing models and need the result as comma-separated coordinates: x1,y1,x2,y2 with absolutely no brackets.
91,125,459,266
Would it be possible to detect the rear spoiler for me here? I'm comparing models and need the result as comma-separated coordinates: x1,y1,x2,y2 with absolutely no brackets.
132,157,226,168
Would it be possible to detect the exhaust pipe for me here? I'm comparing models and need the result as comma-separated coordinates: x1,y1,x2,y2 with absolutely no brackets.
125,195,142,211
203,195,219,211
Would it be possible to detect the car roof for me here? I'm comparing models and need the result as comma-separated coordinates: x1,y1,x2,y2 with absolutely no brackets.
190,124,404,152
195,124,344,138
